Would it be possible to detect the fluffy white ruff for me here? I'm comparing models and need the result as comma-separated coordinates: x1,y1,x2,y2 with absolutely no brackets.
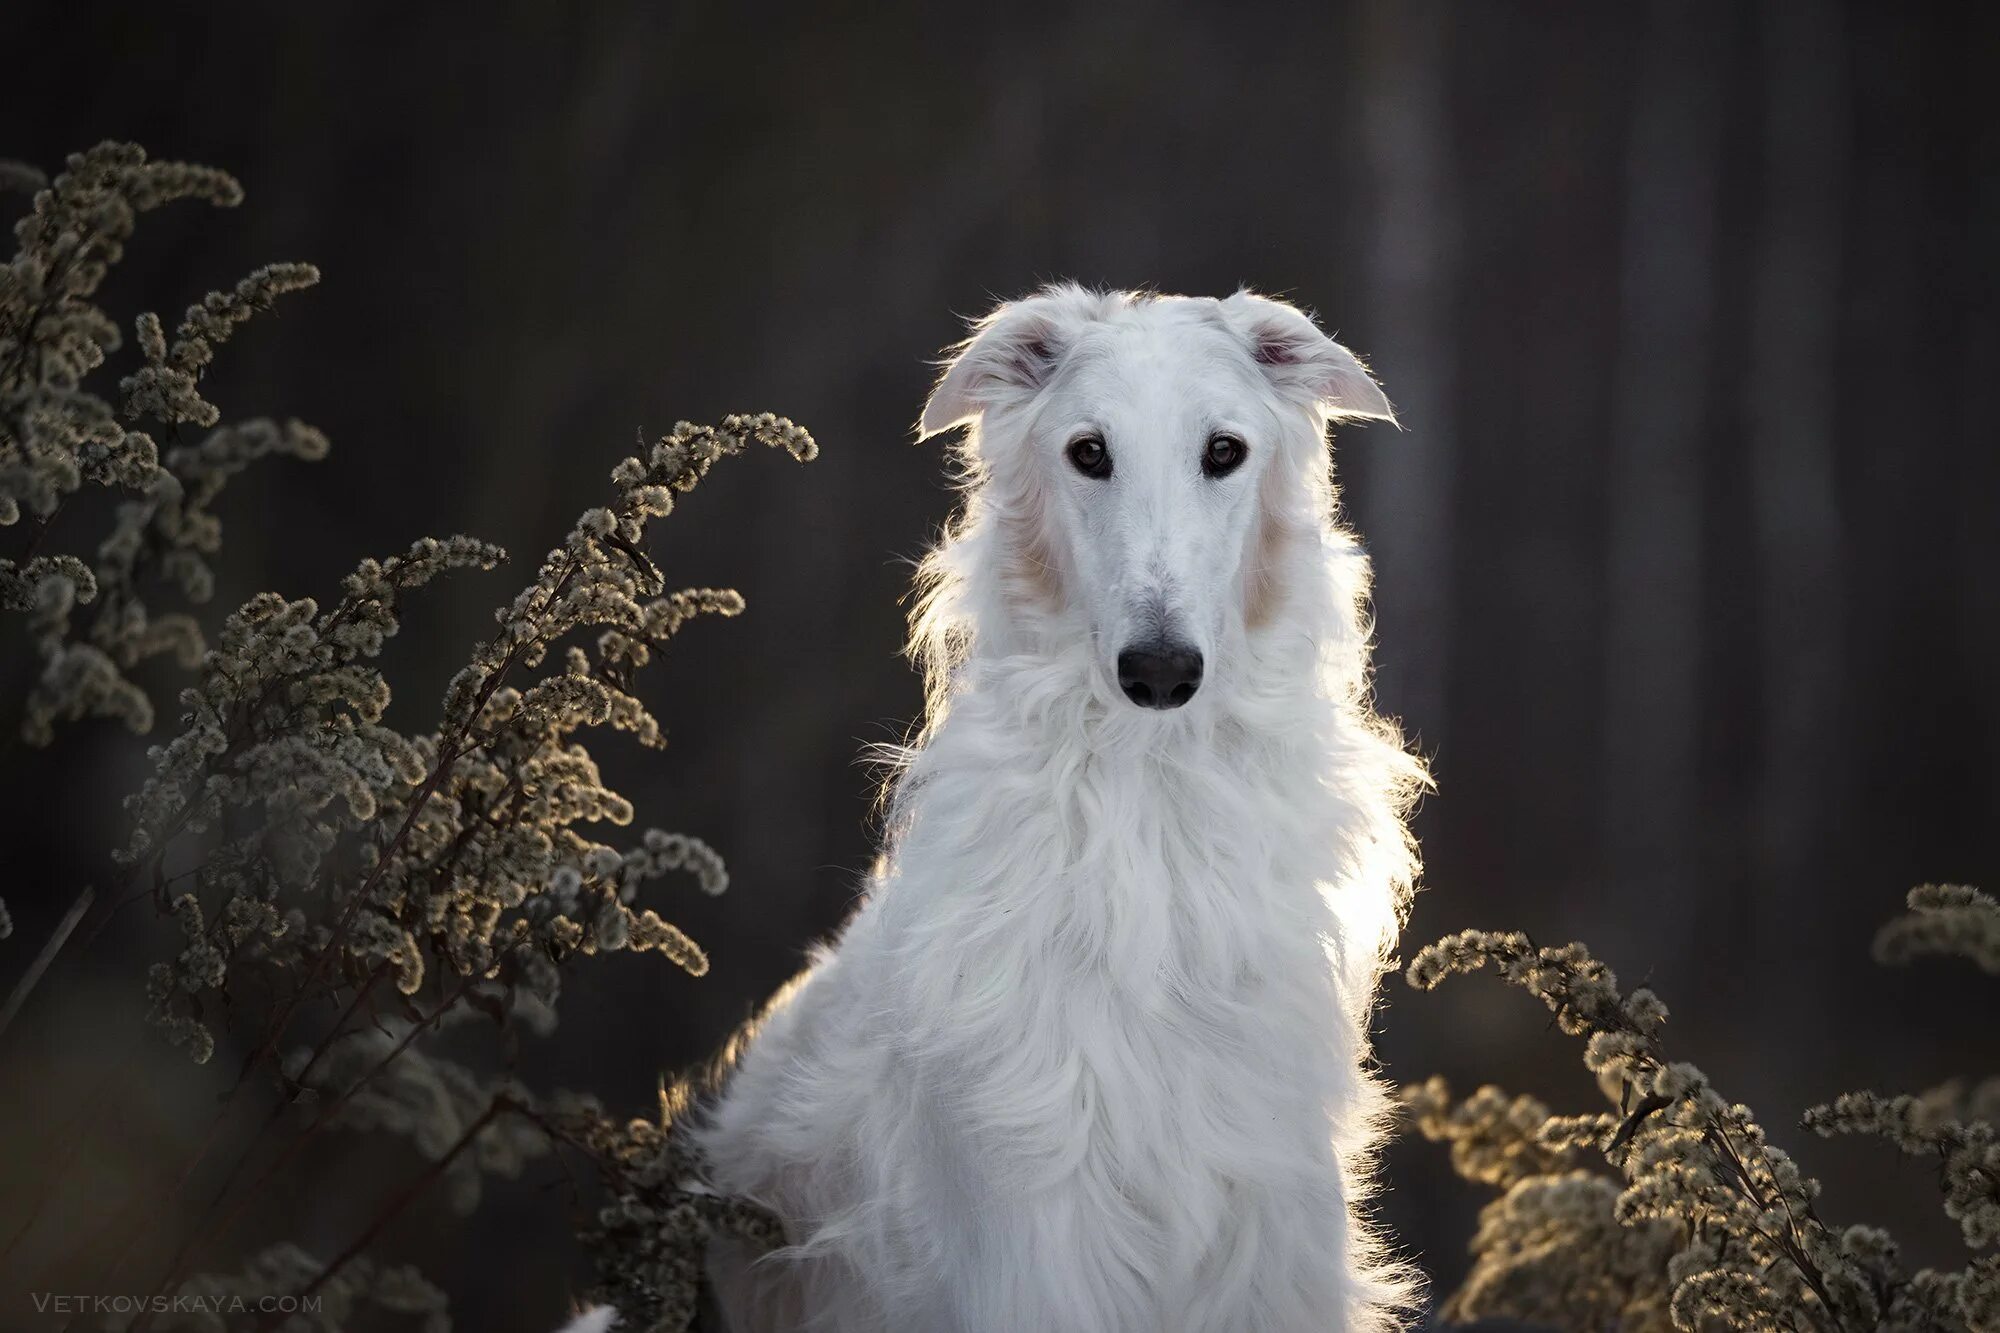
694,288,1423,1332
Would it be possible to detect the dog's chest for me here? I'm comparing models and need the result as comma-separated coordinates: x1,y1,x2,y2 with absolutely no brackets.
912,830,1340,1201
882,717,1353,1223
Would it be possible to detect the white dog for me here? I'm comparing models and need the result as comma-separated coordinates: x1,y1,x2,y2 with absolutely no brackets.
692,286,1425,1332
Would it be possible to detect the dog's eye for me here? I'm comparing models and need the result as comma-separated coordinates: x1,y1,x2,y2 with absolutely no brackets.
1202,434,1247,478
1066,435,1111,479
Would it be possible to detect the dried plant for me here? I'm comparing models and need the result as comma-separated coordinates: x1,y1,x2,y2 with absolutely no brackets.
0,141,327,747
0,143,814,1331
514,1088,786,1332
1405,885,2000,1332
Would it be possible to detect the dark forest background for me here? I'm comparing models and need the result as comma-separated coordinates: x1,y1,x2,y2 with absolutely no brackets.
2,2,1995,1329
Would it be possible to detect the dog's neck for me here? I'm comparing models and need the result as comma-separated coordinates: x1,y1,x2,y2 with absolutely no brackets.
886,512,1418,1010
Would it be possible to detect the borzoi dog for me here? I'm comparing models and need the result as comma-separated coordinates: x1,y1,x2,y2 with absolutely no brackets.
695,285,1425,1332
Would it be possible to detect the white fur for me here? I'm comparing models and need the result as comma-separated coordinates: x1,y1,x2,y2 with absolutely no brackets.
694,286,1425,1332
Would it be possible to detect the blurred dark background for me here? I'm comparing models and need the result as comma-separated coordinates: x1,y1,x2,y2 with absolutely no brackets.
2,1,1994,1328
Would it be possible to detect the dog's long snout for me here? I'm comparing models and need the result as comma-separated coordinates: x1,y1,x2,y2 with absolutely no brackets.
1116,640,1204,709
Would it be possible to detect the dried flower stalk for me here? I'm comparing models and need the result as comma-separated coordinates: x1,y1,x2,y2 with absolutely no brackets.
1406,885,2000,1332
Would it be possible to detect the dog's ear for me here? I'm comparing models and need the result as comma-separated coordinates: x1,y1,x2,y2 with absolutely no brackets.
1220,291,1395,423
918,290,1088,439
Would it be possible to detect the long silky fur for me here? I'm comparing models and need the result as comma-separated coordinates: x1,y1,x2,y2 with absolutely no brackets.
691,287,1427,1332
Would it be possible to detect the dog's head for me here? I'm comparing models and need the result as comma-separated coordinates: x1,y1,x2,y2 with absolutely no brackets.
918,285,1393,712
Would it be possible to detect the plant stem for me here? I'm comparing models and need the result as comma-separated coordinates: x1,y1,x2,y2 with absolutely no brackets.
130,965,393,1294
0,883,94,1044
127,970,479,1326
248,1097,511,1333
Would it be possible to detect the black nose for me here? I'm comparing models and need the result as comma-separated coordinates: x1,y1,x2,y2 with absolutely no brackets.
1117,642,1204,709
